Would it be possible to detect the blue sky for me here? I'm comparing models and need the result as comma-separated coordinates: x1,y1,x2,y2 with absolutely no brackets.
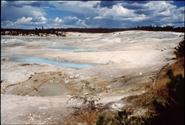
1,1,185,29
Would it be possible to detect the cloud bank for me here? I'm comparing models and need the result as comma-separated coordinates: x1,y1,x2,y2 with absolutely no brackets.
1,1,184,28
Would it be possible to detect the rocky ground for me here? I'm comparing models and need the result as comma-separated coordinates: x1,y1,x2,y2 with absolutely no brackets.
1,31,184,124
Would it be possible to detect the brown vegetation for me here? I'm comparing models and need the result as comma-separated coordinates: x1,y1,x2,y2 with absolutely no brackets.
63,106,105,125
95,39,184,125
94,57,184,125
174,38,184,58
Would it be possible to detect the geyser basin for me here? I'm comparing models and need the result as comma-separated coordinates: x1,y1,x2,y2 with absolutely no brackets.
12,56,94,69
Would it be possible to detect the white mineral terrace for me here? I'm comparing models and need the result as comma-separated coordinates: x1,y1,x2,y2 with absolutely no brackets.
1,31,184,124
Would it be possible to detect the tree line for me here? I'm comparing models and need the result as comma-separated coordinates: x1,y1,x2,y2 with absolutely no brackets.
1,26,184,36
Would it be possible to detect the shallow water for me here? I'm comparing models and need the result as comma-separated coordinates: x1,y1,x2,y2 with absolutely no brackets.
12,56,94,69
49,46,97,52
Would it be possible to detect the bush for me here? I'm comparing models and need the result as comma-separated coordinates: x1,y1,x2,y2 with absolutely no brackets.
175,38,184,58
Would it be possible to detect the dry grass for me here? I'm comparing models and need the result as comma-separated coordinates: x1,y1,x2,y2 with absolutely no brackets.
63,108,104,125
153,58,184,95
174,38,184,58
92,57,183,125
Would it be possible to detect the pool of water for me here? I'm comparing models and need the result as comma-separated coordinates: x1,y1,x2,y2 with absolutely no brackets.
49,46,97,52
12,56,94,69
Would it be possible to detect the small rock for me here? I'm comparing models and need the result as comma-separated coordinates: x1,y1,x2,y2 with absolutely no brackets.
65,80,69,84
74,74,80,78
111,103,124,111
69,75,74,79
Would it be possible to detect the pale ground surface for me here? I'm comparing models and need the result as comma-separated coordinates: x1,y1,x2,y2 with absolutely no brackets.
1,31,184,124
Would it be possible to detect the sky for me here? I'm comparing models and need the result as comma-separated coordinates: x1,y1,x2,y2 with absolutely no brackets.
1,0,185,29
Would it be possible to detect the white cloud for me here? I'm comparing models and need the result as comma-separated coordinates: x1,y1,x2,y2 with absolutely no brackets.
54,17,63,23
10,1,40,6
1,1,184,28
2,2,46,19
75,19,88,27
34,16,47,24
144,1,175,12
95,1,183,25
93,16,104,20
143,1,184,25
130,14,149,22
60,1,99,8
63,16,78,21
62,16,88,28
144,1,177,17
1,1,7,7
99,4,135,17
47,17,63,28
15,17,32,24
51,1,139,21
1,20,14,28
97,3,148,22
